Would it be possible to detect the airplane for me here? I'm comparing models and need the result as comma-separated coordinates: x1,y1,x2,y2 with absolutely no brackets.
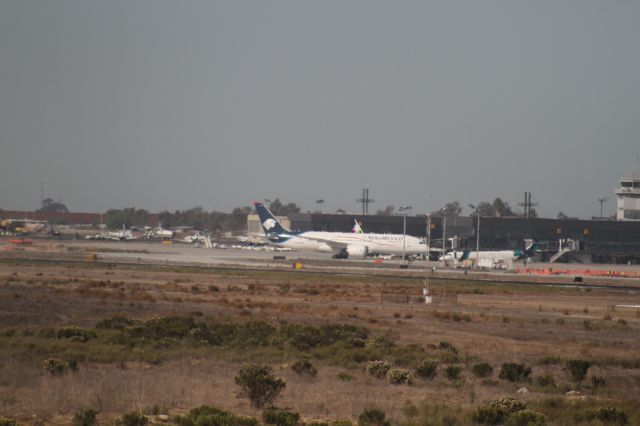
106,224,137,241
181,231,207,244
254,201,427,259
440,240,539,268
144,222,174,240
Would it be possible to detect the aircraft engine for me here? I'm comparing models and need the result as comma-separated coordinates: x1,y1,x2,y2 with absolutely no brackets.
346,245,368,259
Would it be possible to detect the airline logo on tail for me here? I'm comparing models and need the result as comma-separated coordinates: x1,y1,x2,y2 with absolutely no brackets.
263,218,277,231
352,220,363,234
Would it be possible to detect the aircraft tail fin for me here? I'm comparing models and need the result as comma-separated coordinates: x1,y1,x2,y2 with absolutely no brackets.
523,239,539,257
352,219,363,234
253,201,290,234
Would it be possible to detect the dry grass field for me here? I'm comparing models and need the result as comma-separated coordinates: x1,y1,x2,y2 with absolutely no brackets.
1,258,640,425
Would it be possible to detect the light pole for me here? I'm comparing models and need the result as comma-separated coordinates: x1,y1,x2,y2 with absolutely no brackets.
316,199,324,213
399,205,412,262
426,214,432,260
598,197,608,220
469,204,481,268
441,208,447,257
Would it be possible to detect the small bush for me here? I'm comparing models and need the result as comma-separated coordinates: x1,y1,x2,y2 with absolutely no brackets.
56,326,96,342
358,409,390,426
73,408,98,426
332,421,353,426
0,418,16,426
337,373,354,382
115,412,148,426
505,410,547,426
291,359,317,377
366,361,392,379
43,357,69,375
592,375,606,391
402,401,418,419
536,375,556,388
174,405,258,426
566,359,590,383
472,405,504,425
472,363,493,378
445,366,462,381
415,359,438,379
263,408,300,426
472,397,527,425
385,368,414,385
576,406,628,425
499,363,531,382
234,364,286,409
537,356,561,366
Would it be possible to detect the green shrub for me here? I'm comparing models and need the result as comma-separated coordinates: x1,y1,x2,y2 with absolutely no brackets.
337,373,354,382
366,361,391,379
402,401,418,419
43,357,69,375
234,364,286,409
415,359,438,379
332,421,353,426
73,408,98,426
385,368,414,385
505,410,547,426
57,326,96,342
537,356,562,366
592,375,606,391
472,362,493,378
358,409,390,426
0,418,16,426
174,405,258,426
306,422,329,426
472,397,527,425
262,408,300,426
535,374,556,388
472,406,505,425
115,411,148,426
291,359,317,377
445,366,462,380
493,397,527,414
576,406,628,425
566,359,590,383
96,316,134,330
499,363,531,382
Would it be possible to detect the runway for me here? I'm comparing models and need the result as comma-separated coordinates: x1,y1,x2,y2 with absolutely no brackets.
3,238,640,291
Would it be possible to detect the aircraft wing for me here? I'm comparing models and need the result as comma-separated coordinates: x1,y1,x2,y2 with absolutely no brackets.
300,235,350,252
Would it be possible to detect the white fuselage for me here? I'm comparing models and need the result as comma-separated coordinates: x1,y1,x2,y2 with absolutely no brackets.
270,231,426,256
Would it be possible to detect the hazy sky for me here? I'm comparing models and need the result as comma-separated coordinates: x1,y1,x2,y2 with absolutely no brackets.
1,1,639,218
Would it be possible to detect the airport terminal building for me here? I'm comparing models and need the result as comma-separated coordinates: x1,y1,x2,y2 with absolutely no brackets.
285,212,640,264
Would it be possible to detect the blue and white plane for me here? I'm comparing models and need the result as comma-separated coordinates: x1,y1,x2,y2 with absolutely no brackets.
254,201,427,259
440,240,539,268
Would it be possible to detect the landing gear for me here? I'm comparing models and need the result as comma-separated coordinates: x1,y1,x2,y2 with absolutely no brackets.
332,249,349,259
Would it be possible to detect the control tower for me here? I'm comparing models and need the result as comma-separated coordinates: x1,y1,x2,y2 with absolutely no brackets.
615,175,640,220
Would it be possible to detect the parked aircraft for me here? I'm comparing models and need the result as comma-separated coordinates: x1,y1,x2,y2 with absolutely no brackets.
440,240,539,268
254,201,427,259
144,222,174,240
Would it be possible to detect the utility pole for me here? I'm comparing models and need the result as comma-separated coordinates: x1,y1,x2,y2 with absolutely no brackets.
316,199,324,214
426,214,432,260
441,208,447,258
468,204,480,257
399,206,412,262
518,191,538,218
356,189,374,215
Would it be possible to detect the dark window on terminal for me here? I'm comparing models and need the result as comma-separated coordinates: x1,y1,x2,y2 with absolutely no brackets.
622,182,633,188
